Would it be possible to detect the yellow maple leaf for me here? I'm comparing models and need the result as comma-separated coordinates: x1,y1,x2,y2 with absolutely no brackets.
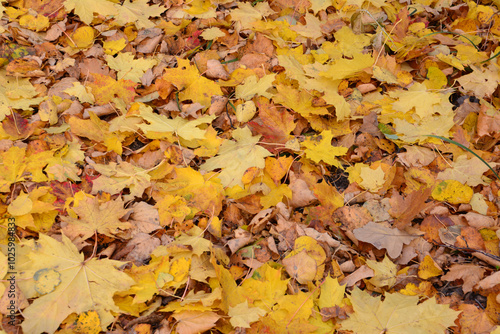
200,126,272,187
160,167,224,217
45,142,85,182
366,255,397,288
353,163,386,192
19,13,49,31
7,187,57,232
103,38,127,55
61,195,131,239
68,111,123,154
105,52,158,83
74,310,101,334
302,130,348,168
260,183,292,209
320,53,373,80
322,26,372,59
393,115,455,144
0,69,44,121
184,0,216,18
235,74,276,100
273,83,329,117
159,58,222,108
63,0,117,25
89,160,151,200
114,0,166,29
277,54,308,86
0,146,60,191
268,292,316,331
18,233,134,334
138,109,215,141
64,82,95,104
0,146,28,192
124,255,172,303
156,194,193,226
291,13,323,40
389,82,443,120
172,226,212,256
457,65,500,98
238,263,289,309
228,301,266,328
341,288,460,334
229,2,275,30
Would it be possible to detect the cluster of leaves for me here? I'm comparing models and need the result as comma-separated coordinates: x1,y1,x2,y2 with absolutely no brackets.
1,0,500,333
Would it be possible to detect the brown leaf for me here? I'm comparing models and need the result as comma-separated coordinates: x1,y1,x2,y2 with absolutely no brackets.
456,226,486,251
458,304,496,334
172,311,220,334
340,265,374,287
441,264,485,293
353,222,418,258
389,187,433,229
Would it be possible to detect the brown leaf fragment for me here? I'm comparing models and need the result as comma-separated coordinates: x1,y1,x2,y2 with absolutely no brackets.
421,215,453,244
283,249,317,284
321,305,349,321
205,59,230,80
3,113,37,139
442,264,485,293
353,222,418,258
461,212,497,229
171,311,220,334
288,172,316,208
456,226,486,251
476,270,500,290
334,205,372,231
477,104,500,137
340,265,374,287
389,187,433,229
6,58,44,77
458,304,497,334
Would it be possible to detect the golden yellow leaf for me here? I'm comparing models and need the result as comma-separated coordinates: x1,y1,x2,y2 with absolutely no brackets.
105,52,158,83
431,179,474,204
18,234,134,334
418,255,443,279
228,301,266,328
200,126,272,187
366,255,397,288
341,288,460,334
302,130,348,168
318,276,345,309
61,195,131,239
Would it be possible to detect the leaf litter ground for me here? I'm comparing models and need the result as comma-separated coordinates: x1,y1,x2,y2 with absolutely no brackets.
1,0,500,333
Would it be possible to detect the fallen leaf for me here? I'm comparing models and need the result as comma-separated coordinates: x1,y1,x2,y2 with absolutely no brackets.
341,288,460,334
18,234,134,334
441,264,485,293
366,255,397,288
172,311,220,334
353,222,418,258
200,126,272,187
228,301,266,328
418,255,443,280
